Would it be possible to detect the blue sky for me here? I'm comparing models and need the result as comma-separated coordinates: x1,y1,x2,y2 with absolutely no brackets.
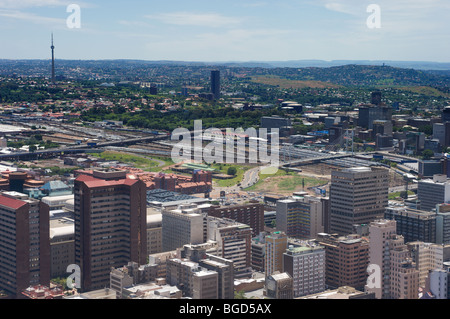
0,0,449,62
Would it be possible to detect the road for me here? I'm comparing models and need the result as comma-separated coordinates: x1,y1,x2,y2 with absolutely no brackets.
241,167,260,189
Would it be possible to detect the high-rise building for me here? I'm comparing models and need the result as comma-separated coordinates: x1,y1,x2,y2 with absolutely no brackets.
357,96,392,129
265,231,288,277
442,106,450,123
384,206,436,243
207,216,253,279
365,219,397,299
316,233,369,291
276,196,325,239
211,70,220,99
389,236,419,299
74,170,147,292
207,203,265,237
417,174,450,211
436,204,450,245
162,204,205,252
0,191,50,297
365,219,419,299
407,241,444,288
283,242,325,298
329,167,389,235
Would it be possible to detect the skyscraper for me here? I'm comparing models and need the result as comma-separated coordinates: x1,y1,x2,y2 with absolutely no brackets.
0,192,50,297
211,70,220,99
74,170,147,292
365,219,419,299
329,167,389,235
51,33,55,84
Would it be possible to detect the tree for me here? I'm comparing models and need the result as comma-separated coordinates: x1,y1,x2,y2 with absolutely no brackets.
227,166,237,176
422,149,434,160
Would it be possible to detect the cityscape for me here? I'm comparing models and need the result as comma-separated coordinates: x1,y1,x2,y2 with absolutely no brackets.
0,0,450,312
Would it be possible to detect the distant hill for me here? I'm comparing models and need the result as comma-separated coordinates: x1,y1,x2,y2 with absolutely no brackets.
251,64,450,87
1,59,449,87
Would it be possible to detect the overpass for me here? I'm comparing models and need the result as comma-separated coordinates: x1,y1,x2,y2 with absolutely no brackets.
0,133,170,161
281,153,356,168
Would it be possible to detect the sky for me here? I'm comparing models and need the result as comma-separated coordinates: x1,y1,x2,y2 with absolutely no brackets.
0,0,449,62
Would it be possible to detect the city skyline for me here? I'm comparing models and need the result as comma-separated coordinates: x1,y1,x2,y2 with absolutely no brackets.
0,0,449,63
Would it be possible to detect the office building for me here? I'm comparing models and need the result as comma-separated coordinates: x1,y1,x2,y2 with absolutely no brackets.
443,106,450,123
365,219,419,299
166,258,219,299
211,70,220,99
276,196,325,239
265,272,294,299
207,203,264,237
0,192,50,297
74,170,148,292
365,219,397,299
407,242,444,288
147,209,162,254
162,204,205,252
330,167,389,235
207,216,253,279
49,217,74,278
417,174,450,211
265,231,288,277
283,241,325,298
384,206,436,243
251,234,266,272
358,103,392,129
260,116,292,130
389,235,419,299
426,268,448,299
316,233,369,291
436,204,450,245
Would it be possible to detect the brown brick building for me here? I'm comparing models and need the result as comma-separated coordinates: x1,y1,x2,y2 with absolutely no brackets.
74,170,147,292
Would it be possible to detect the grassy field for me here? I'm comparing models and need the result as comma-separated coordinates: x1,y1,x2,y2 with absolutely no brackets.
212,163,251,187
91,151,170,171
388,190,415,200
245,169,328,194
251,75,341,89
397,86,450,97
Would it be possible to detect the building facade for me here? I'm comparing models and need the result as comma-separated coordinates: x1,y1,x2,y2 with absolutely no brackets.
283,242,325,298
330,167,389,235
316,233,369,291
74,170,147,292
0,192,50,297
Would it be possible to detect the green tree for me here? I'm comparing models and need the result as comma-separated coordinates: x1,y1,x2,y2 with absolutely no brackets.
422,149,434,160
227,166,237,176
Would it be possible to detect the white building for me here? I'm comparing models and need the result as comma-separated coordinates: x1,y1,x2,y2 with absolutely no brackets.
161,204,205,252
283,242,325,298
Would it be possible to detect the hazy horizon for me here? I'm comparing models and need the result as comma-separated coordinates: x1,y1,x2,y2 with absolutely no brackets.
0,0,449,63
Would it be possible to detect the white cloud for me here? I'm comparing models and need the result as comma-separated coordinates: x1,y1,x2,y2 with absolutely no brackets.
146,12,242,28
0,9,65,24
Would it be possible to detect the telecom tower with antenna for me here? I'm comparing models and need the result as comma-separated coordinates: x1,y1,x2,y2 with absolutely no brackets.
51,33,55,84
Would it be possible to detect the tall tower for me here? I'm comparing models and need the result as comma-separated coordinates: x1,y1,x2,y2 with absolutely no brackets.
211,70,220,99
329,167,389,235
51,33,55,84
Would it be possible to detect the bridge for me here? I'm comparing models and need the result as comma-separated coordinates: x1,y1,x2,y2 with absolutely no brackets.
0,133,170,161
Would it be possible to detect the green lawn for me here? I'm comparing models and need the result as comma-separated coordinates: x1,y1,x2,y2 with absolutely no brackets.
91,151,164,171
212,163,251,187
388,190,415,200
245,169,328,194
